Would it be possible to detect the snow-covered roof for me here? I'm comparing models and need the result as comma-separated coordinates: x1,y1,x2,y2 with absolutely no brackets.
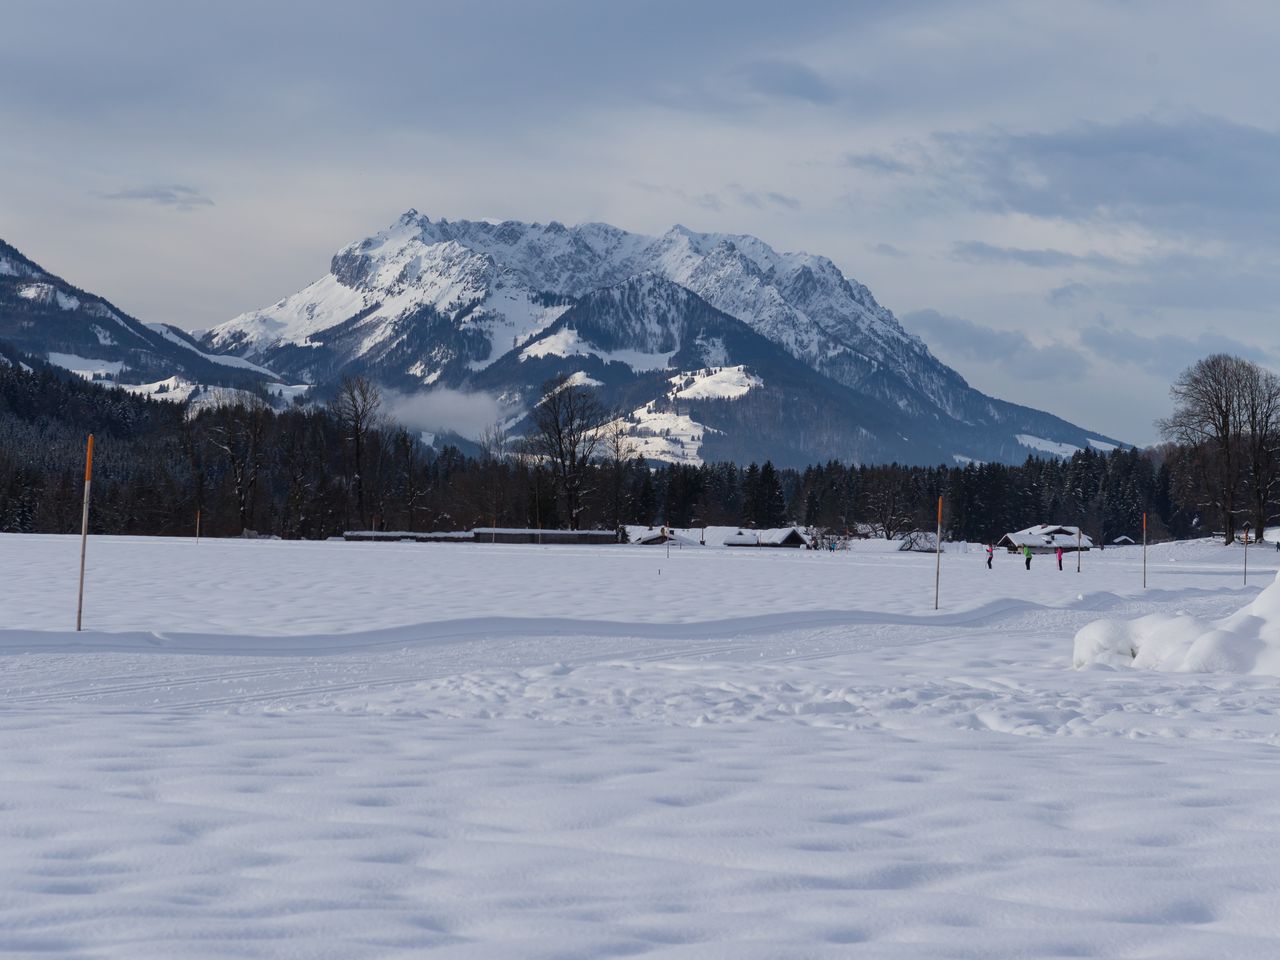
999,525,1093,549
723,527,811,547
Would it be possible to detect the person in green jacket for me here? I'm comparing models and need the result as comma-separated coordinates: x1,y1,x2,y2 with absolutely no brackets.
1023,544,1032,570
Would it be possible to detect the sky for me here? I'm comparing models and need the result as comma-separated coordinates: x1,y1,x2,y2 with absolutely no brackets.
4,0,1280,445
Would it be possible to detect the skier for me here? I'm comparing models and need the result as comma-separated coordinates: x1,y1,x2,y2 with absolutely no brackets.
1023,544,1032,570
986,543,994,569
1056,545,1064,571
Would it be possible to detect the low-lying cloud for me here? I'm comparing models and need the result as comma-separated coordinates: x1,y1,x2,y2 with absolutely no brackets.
385,388,514,441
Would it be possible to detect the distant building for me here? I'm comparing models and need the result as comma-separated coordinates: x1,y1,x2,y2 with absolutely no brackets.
471,528,620,545
723,527,811,549
997,525,1092,554
1111,535,1136,546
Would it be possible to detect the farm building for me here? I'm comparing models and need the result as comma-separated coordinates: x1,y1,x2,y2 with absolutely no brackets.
343,531,473,543
634,527,705,546
1112,535,1137,546
344,528,620,545
723,527,812,549
472,528,620,545
998,525,1093,554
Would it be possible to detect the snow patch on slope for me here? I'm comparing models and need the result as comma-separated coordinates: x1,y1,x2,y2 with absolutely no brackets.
1017,434,1082,457
614,404,707,465
46,352,124,379
606,366,761,465
19,283,80,311
670,365,762,400
147,323,282,377
519,327,675,371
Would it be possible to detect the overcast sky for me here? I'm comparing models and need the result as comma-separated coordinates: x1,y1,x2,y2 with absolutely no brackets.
4,0,1279,445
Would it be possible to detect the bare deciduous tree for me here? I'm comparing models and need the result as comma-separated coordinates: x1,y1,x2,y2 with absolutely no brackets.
1238,362,1280,539
528,375,610,529
330,376,383,529
601,416,634,536
1158,354,1253,543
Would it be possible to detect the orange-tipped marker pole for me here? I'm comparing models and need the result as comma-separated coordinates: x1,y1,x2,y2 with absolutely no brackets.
934,495,943,610
76,434,94,631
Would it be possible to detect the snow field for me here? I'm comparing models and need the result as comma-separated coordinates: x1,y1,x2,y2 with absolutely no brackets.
4,534,1280,957
1076,562,1280,676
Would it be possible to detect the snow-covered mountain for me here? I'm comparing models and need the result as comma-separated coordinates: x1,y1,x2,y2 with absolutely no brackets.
204,211,1122,465
0,239,279,392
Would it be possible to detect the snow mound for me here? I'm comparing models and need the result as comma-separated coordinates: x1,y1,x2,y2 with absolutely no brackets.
1074,570,1280,675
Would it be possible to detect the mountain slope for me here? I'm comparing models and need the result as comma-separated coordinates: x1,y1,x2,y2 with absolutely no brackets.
200,212,1125,466
0,240,277,390
468,273,946,466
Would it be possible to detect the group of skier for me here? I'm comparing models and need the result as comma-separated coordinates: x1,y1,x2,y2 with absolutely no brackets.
984,543,1067,571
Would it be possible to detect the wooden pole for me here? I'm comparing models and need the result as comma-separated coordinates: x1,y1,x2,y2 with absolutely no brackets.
934,495,942,610
1244,525,1249,586
1142,511,1147,589
1076,526,1082,573
76,434,94,632
196,508,201,544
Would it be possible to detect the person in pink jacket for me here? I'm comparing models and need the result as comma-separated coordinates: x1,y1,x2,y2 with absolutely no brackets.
1056,545,1064,571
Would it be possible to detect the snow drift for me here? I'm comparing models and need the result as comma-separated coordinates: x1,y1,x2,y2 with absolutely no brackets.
1074,569,1280,675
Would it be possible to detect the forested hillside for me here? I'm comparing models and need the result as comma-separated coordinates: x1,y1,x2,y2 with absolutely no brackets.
0,342,1197,543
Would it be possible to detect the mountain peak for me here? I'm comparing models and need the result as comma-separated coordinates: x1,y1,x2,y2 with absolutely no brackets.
198,213,1122,465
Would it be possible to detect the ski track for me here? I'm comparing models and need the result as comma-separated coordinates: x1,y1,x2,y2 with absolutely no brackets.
5,534,1280,957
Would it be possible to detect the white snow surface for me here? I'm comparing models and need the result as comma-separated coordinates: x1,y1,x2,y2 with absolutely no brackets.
1016,433,1082,457
19,281,80,310
670,365,762,400
519,326,674,372
1075,565,1280,675
6,533,1280,957
604,366,763,466
146,323,282,376
46,352,125,379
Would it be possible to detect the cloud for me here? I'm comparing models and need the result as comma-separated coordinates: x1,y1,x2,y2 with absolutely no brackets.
927,114,1280,239
738,59,837,104
903,308,1089,381
870,242,907,258
100,184,214,210
385,388,513,441
951,241,1124,271
634,181,801,213
844,151,916,175
1047,282,1092,307
631,181,725,212
1078,321,1278,379
729,184,801,209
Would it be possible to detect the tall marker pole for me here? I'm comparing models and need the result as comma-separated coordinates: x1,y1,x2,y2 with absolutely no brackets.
1142,511,1147,590
76,434,94,632
1076,526,1082,573
1244,523,1250,586
934,495,942,610
196,508,201,544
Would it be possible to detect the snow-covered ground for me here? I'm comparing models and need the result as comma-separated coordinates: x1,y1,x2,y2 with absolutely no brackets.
5,534,1280,958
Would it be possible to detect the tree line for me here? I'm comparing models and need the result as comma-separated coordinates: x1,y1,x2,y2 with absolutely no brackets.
0,353,1269,544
